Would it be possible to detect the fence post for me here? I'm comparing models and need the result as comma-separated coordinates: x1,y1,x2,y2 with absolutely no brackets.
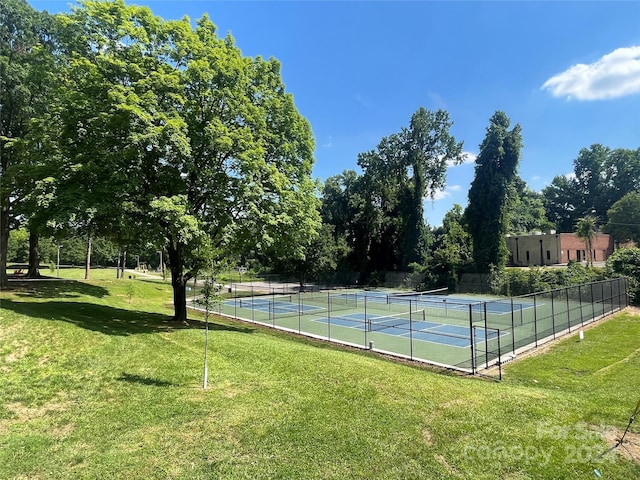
626,277,630,308
497,328,502,381
298,292,302,334
623,277,629,308
469,304,475,374
510,298,515,354
566,286,571,332
409,309,414,361
578,285,584,326
363,295,368,349
251,287,255,323
327,292,332,341
533,295,538,348
484,303,489,368
551,290,556,339
590,283,596,323
272,290,276,327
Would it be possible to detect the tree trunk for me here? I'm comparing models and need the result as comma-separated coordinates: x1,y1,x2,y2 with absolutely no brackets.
121,250,127,278
166,242,189,323
27,231,41,278
116,250,121,278
0,202,9,287
84,230,92,280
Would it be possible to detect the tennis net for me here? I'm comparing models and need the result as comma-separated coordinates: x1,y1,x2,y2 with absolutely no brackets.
238,294,293,309
367,310,425,332
388,287,449,304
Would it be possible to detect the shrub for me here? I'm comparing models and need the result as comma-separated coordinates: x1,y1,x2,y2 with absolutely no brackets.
605,247,640,305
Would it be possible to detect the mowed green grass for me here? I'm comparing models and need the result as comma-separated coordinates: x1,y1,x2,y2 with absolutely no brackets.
1,272,638,479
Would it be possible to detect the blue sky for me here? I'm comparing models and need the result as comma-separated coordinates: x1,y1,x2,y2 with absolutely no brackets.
31,1,640,226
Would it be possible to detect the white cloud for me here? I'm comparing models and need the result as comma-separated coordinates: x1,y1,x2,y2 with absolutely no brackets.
542,46,640,100
447,151,476,167
431,189,450,201
431,184,461,201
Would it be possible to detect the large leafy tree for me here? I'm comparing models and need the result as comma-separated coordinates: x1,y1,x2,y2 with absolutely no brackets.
355,107,464,273
465,111,522,272
0,0,54,286
542,174,580,233
605,247,640,305
319,109,463,280
542,145,640,231
507,177,554,234
572,144,609,218
322,174,372,278
430,204,473,290
41,0,319,322
399,108,464,267
606,192,640,245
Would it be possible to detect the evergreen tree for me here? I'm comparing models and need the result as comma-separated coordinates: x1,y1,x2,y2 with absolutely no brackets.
465,111,522,272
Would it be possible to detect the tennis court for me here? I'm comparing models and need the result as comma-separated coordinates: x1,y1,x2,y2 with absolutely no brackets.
196,277,628,376
333,290,535,315
312,312,505,348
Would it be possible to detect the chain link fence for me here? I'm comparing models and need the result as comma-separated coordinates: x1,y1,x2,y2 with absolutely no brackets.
189,277,629,379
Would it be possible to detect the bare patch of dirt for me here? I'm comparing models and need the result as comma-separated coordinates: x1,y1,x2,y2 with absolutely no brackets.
4,340,29,363
422,427,433,446
0,400,75,435
0,323,19,342
603,429,640,464
626,306,640,317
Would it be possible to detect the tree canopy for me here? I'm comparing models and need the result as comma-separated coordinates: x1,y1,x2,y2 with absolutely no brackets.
28,0,319,321
606,192,640,245
319,107,463,281
0,0,55,286
465,111,522,272
4,0,638,296
542,145,640,232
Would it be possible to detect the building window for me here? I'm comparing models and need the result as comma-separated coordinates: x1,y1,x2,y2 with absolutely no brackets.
526,251,530,262
547,250,551,261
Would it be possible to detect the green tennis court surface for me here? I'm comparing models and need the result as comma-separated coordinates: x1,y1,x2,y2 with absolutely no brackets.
311,312,506,348
210,278,628,375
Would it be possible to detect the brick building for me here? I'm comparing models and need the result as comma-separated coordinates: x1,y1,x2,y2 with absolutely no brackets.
506,232,614,266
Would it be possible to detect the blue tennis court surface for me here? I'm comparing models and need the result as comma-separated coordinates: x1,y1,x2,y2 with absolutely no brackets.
312,313,506,348
223,292,512,348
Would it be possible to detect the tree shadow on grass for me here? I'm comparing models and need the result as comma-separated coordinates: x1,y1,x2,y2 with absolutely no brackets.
1,299,256,336
117,373,176,387
6,279,109,299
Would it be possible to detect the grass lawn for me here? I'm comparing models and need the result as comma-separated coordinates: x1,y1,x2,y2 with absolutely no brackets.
1,272,639,479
